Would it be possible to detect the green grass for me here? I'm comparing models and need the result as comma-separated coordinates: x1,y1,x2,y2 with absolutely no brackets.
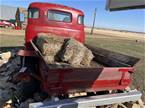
0,34,24,52
0,34,24,47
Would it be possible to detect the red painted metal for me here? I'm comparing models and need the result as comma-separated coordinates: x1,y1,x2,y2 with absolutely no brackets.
14,72,31,82
38,58,134,95
25,2,85,47
17,50,37,57
0,20,15,28
15,26,21,30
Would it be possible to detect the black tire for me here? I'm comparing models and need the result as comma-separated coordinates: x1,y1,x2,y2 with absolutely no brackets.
14,78,40,103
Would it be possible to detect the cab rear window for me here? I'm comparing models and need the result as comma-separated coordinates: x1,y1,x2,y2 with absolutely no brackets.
28,8,39,18
78,15,84,25
48,10,72,22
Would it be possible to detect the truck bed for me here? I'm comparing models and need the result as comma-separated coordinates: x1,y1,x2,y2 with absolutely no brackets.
30,41,139,95
39,57,134,96
45,43,139,69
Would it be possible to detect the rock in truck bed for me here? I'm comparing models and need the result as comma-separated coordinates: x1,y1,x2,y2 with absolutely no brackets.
35,33,94,67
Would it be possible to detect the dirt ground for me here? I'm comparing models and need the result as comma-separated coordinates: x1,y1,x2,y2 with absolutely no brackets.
0,28,145,102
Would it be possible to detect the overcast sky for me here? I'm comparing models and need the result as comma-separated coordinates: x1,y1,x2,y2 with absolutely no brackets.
1,0,145,32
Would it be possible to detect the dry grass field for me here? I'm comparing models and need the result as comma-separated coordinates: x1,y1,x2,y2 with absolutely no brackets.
0,28,145,101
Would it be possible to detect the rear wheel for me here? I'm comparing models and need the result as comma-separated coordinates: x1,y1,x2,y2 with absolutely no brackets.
12,78,39,106
12,56,40,106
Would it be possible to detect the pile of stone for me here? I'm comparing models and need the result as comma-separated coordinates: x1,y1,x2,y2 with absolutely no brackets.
36,33,94,67
0,51,20,107
59,38,94,67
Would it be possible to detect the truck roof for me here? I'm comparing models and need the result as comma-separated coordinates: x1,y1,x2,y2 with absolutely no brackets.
29,2,84,15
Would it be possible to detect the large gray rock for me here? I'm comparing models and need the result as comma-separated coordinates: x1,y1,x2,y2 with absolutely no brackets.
36,33,65,63
0,77,9,89
60,39,94,67
0,52,11,60
0,88,12,105
81,48,94,67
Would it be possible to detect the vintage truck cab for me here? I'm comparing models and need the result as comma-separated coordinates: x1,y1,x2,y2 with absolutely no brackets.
26,2,85,47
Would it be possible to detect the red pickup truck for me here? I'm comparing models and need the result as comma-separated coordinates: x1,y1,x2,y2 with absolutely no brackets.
16,2,141,107
0,20,15,28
